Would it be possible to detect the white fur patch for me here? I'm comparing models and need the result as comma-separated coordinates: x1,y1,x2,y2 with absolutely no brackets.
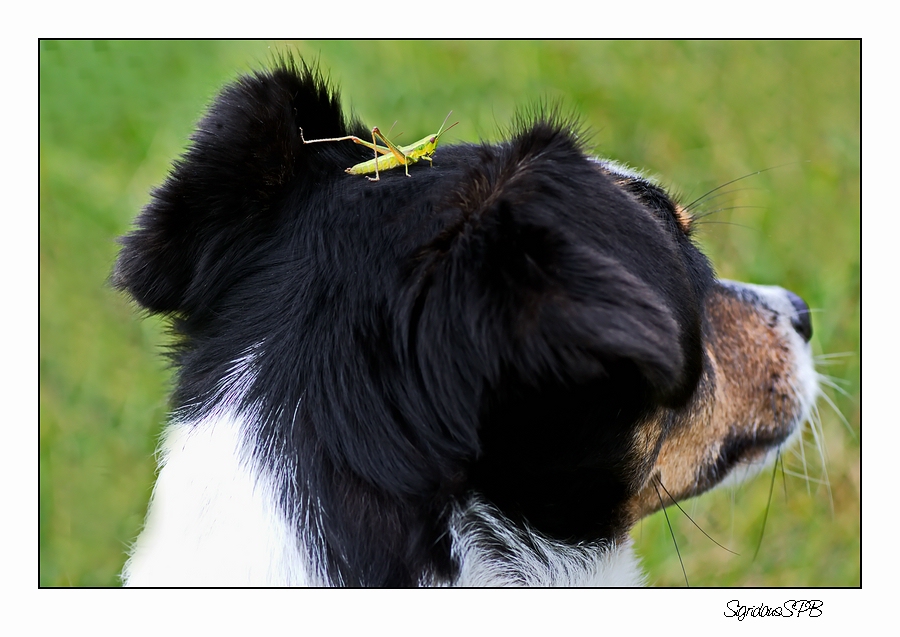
122,407,311,586
124,410,645,587
449,500,645,587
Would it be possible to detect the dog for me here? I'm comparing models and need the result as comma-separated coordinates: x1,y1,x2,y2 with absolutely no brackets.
114,58,818,586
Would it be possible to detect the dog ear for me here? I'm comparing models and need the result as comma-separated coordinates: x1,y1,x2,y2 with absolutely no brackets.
112,59,358,315
417,123,693,404
473,203,684,400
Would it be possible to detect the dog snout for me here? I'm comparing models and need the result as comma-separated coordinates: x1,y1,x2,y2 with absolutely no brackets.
715,280,814,344
785,290,813,342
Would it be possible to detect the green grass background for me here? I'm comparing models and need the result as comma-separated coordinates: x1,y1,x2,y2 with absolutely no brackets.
39,40,860,587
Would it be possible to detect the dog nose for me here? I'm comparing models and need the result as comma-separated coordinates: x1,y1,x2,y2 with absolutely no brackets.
786,291,813,342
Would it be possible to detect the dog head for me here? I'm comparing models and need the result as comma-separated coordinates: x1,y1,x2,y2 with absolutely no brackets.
114,59,817,586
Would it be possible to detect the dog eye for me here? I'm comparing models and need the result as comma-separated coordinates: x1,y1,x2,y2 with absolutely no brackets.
616,177,693,235
594,160,693,234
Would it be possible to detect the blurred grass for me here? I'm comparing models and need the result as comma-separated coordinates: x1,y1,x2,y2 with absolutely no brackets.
39,40,860,587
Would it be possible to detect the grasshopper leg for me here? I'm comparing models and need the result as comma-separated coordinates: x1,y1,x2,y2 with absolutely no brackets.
372,126,413,178
368,127,381,182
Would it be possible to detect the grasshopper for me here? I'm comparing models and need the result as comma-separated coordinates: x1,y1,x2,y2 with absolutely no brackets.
300,112,459,181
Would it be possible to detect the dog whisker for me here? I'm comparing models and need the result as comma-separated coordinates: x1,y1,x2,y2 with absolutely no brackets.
752,448,780,561
778,468,832,486
779,454,789,503
655,477,738,555
691,204,767,221
817,373,853,396
815,381,856,437
806,403,836,516
653,481,688,587
692,220,760,232
814,351,855,360
682,186,762,214
681,162,799,212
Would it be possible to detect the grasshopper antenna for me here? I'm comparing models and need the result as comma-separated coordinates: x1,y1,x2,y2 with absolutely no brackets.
387,120,402,141
435,111,459,140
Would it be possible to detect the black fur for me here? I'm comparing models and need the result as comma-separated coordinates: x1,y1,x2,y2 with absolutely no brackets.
115,58,714,586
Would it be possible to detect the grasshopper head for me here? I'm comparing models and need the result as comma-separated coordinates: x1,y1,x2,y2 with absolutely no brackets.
432,111,460,149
